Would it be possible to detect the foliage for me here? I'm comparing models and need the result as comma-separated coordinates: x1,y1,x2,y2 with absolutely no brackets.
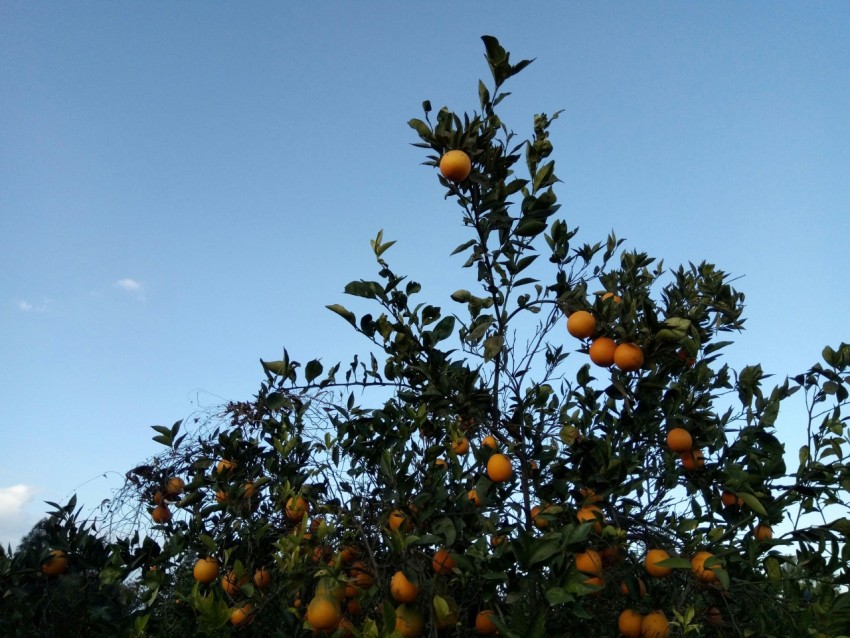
2,36,850,638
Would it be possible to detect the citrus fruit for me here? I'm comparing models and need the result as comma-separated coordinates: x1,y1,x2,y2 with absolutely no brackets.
221,571,248,596
350,561,375,588
467,489,482,507
193,556,219,584
390,570,420,603
395,604,425,638
481,435,498,449
574,549,603,575
487,453,513,482
665,428,693,453
253,567,271,590
602,291,622,303
285,495,309,521
531,504,550,529
641,610,670,638
165,476,185,496
691,550,721,582
439,150,472,182
680,448,706,470
432,548,456,575
644,549,672,578
389,508,412,532
41,550,68,576
589,337,617,367
721,491,744,508
475,609,499,635
306,594,341,632
452,436,470,455
618,608,643,638
229,603,254,626
754,523,773,541
567,310,596,339
576,504,604,533
620,578,647,598
614,342,644,371
216,459,235,475
151,504,171,524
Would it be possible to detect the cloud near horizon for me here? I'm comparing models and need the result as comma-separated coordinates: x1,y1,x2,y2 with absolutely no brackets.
0,484,39,549
115,278,142,292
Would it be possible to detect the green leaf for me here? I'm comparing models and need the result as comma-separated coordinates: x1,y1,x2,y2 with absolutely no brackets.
431,316,455,342
326,304,356,327
483,334,504,362
450,289,472,303
739,492,768,517
408,118,431,139
529,538,561,565
544,586,575,605
515,218,547,237
305,359,323,383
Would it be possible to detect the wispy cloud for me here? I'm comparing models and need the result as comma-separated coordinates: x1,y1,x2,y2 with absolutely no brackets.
115,278,142,292
0,484,39,549
15,299,50,312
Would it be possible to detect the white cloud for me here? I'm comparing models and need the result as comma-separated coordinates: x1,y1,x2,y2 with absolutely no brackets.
16,300,33,311
15,299,50,312
115,278,142,292
0,484,39,550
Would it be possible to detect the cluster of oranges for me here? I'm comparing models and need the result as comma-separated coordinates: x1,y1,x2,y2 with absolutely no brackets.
149,476,185,524
566,301,645,372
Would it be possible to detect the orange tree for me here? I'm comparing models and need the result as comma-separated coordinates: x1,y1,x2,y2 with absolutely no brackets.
4,36,849,638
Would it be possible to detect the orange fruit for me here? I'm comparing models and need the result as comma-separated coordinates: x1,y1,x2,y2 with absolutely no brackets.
151,504,171,524
574,549,603,575
620,578,647,598
487,453,513,482
583,575,604,594
193,556,219,584
754,523,773,541
618,609,643,638
490,534,506,548
395,604,425,638
165,476,185,496
221,570,248,596
475,609,499,635
576,504,604,533
721,491,744,508
229,602,254,626
644,549,672,578
452,436,470,455
253,567,271,590
578,487,603,503
481,434,498,449
41,550,68,576
340,545,359,563
435,457,448,468
346,598,362,616
665,428,693,453
285,496,309,521
216,459,235,475
680,448,706,471
152,490,165,505
706,606,723,627
338,618,356,638
306,594,341,632
390,570,420,603
602,291,622,303
389,508,412,532
432,548,456,575
641,610,670,638
467,489,482,507
439,150,472,182
350,561,375,588
614,342,644,372
567,310,597,339
531,504,550,529
241,482,255,499
589,337,617,367
691,551,721,582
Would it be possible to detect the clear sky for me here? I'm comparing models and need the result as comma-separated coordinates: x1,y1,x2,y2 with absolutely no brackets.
1,2,848,548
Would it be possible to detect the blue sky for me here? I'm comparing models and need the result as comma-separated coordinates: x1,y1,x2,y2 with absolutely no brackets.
1,2,848,548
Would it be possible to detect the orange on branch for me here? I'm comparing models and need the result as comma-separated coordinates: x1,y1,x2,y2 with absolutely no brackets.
481,435,498,449
589,337,617,367
215,459,235,475
576,504,604,533
567,310,597,339
475,610,499,635
193,556,219,584
306,595,341,633
614,342,644,372
389,508,412,532
467,489,482,507
165,476,185,496
754,523,773,541
641,611,670,638
618,609,643,638
680,448,706,470
452,436,470,455
644,549,672,578
395,604,425,638
574,549,603,575
229,603,254,626
41,550,68,576
221,570,248,596
721,491,744,508
151,504,171,524
665,427,693,453
487,453,513,482
253,567,271,590
285,495,309,521
432,548,456,575
602,291,622,303
390,570,420,603
439,149,472,182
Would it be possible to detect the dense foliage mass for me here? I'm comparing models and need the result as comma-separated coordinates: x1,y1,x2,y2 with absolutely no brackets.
2,37,849,638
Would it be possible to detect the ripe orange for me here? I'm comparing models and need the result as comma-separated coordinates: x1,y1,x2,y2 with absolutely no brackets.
614,342,644,372
193,556,219,584
151,504,171,524
644,549,672,578
481,435,498,449
350,561,375,588
531,504,550,529
452,436,470,455
567,310,597,339
389,508,413,532
152,490,164,505
641,610,670,638
602,291,622,303
665,428,693,453
721,491,744,508
578,487,603,504
574,549,603,575
490,534,506,548
691,551,721,583
395,604,425,638
439,150,472,182
435,457,448,468
390,570,420,603
41,550,68,576
285,495,309,521
216,459,235,475
467,489,482,507
618,609,643,638
340,545,360,563
306,595,341,632
487,453,513,482
754,523,773,541
221,571,248,596
253,567,271,590
229,603,254,626
589,337,617,367
583,575,605,594
346,598,361,616
432,548,456,575
680,448,706,471
475,610,499,635
620,578,647,598
576,504,604,533
165,476,185,496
